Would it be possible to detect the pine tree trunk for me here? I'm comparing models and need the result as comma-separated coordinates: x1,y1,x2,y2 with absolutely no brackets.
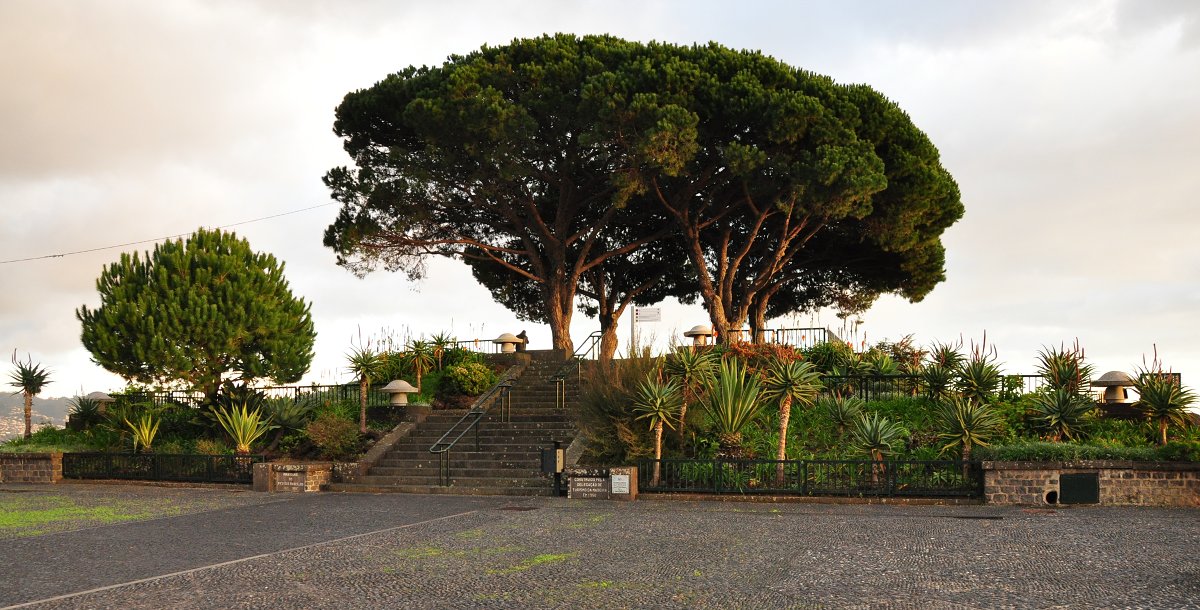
775,396,792,485
598,321,619,362
543,280,575,356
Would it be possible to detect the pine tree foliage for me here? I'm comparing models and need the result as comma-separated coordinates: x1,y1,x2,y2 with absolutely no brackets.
77,228,315,397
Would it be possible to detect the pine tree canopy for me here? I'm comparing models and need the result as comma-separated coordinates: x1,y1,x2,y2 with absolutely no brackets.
77,228,316,397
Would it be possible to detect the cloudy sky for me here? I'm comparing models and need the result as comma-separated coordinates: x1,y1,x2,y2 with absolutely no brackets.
2,0,1198,396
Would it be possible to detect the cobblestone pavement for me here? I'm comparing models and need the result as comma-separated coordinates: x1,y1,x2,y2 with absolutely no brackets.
1,485,1197,609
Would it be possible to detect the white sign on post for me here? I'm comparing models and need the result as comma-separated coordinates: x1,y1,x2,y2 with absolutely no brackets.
634,307,661,323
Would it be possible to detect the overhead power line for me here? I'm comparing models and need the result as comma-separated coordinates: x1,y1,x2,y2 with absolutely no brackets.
0,203,335,265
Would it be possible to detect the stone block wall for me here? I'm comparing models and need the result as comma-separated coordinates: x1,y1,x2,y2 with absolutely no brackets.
0,453,62,484
252,462,331,492
983,461,1199,507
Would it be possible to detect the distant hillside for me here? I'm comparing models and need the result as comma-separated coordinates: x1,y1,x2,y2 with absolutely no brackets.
0,395,71,441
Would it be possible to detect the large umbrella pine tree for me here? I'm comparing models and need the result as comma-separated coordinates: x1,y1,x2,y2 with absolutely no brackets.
77,228,316,400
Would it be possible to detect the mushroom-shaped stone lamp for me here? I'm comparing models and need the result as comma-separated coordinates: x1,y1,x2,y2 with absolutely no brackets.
85,391,117,414
494,332,522,353
682,325,714,347
381,380,419,406
1091,371,1135,403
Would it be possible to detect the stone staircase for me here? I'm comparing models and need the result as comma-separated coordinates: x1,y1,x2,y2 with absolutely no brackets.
326,353,579,496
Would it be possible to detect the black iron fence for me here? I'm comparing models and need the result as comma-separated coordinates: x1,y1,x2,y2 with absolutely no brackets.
116,384,391,409
636,458,982,498
62,453,264,484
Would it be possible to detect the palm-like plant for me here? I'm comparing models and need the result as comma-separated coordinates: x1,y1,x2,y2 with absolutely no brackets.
405,340,436,394
430,332,455,370
631,375,682,486
1133,368,1196,445
346,346,383,434
67,395,104,430
124,413,160,453
8,352,52,439
1036,343,1093,396
820,395,864,436
262,397,317,451
212,402,277,454
664,349,717,437
699,359,764,459
1030,388,1094,442
934,396,1001,470
761,358,822,483
851,412,908,483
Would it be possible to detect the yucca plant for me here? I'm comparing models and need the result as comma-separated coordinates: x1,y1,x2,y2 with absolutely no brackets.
212,402,277,454
664,348,717,438
819,395,864,436
1133,367,1196,445
631,375,683,486
934,396,1001,473
1030,388,1094,442
346,345,383,434
124,413,160,453
1036,343,1093,396
699,359,764,459
8,352,52,439
851,412,908,483
761,358,822,483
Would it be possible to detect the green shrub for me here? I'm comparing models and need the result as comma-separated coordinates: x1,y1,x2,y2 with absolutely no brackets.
194,438,230,455
0,426,99,453
305,413,361,460
438,363,498,397
1157,441,1200,462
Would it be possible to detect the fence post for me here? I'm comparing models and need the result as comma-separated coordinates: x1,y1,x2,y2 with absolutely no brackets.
800,460,808,496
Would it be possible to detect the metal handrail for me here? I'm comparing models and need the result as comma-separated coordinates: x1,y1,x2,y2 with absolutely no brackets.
428,377,515,486
551,331,602,408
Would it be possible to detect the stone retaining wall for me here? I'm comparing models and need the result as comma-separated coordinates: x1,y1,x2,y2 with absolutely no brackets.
0,453,63,483
983,461,1199,507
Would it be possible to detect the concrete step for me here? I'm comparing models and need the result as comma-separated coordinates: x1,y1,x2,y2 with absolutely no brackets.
351,474,549,488
368,465,538,478
381,450,546,462
325,482,554,496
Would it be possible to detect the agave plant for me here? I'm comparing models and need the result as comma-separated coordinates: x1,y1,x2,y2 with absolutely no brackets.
124,413,160,453
851,413,908,483
631,375,682,486
346,345,383,434
920,363,956,402
934,395,1002,464
699,359,764,459
1030,388,1094,442
862,352,898,376
820,395,864,436
8,352,52,439
664,348,718,437
262,397,317,451
212,402,277,454
1036,343,1093,396
67,395,104,430
956,352,1002,405
761,358,822,483
927,340,965,369
1132,367,1196,445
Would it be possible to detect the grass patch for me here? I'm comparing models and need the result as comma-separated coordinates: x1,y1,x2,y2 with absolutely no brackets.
0,496,171,537
487,552,577,575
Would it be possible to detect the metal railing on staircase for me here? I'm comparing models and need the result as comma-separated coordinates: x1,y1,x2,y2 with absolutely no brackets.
552,331,602,409
427,377,515,486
